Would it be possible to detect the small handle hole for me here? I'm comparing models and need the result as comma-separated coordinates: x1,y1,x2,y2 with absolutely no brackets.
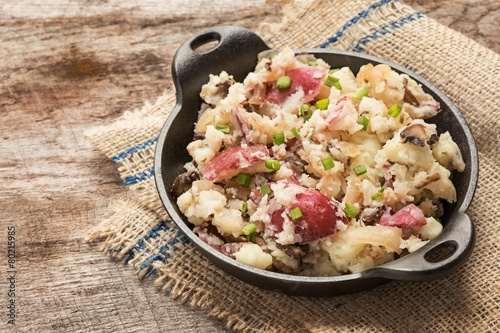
424,242,456,263
191,32,221,54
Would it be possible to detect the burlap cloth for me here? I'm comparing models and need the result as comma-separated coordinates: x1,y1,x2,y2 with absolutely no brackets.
85,0,500,331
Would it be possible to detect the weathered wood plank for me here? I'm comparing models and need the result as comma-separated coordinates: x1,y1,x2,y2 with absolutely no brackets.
0,0,497,332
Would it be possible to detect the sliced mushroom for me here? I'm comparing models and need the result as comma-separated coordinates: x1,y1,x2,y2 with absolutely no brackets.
207,80,232,104
284,153,307,174
171,170,200,195
400,123,426,147
415,173,441,189
403,78,420,107
275,243,309,260
427,133,439,146
361,207,383,226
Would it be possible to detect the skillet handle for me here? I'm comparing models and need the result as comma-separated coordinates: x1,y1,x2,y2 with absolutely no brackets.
171,26,269,102
364,212,476,281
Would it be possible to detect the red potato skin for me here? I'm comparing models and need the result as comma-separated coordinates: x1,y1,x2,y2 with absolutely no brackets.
202,145,269,182
264,183,348,243
379,203,427,228
265,66,329,106
324,96,347,124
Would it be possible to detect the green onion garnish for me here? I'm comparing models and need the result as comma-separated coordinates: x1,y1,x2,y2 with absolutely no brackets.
316,98,330,110
290,207,302,220
272,131,285,145
216,124,230,134
276,76,291,89
321,156,335,171
241,201,248,214
324,74,340,88
435,217,441,223
330,68,340,74
307,61,318,66
300,104,313,119
388,103,402,118
359,114,370,131
332,81,342,90
247,233,255,243
353,164,367,176
242,223,257,235
236,173,251,188
371,188,384,200
399,115,404,124
260,184,272,195
352,86,369,100
344,203,357,218
265,159,281,171
291,127,300,138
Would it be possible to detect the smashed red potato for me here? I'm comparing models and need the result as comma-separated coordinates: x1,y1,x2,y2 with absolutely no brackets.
173,48,465,276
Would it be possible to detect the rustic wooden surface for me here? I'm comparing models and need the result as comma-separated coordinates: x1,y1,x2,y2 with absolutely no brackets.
0,0,498,332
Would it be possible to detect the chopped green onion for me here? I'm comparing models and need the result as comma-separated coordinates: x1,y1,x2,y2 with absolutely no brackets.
300,104,313,119
291,127,300,138
330,68,340,74
247,233,255,243
371,188,384,200
388,103,402,118
321,156,335,171
307,61,318,66
242,223,257,235
290,207,302,220
276,76,291,89
236,173,251,188
265,159,281,171
435,217,441,223
324,74,340,88
316,98,330,110
352,86,369,100
241,201,248,214
344,203,357,218
272,131,285,145
216,124,230,134
399,115,404,124
260,184,272,195
353,164,367,176
332,81,342,90
359,114,370,131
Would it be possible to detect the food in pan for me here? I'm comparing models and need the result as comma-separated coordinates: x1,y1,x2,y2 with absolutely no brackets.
171,48,465,276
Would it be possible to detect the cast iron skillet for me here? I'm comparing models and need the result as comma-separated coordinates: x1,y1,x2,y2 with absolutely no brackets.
154,26,478,297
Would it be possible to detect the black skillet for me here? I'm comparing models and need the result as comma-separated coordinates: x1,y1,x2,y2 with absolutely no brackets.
154,26,479,297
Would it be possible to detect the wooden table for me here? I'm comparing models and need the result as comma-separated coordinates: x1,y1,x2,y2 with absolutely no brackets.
1,1,497,331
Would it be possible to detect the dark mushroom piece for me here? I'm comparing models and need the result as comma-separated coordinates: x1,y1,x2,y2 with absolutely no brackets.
361,207,383,226
276,243,309,260
171,170,200,195
427,133,439,146
400,123,427,147
403,78,420,107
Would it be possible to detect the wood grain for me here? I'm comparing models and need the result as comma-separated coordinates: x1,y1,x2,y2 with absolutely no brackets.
0,0,497,332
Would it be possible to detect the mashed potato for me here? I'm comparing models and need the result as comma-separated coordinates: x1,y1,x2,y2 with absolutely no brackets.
172,49,465,276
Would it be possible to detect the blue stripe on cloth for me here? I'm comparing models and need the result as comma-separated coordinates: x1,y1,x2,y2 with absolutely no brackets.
351,12,424,52
110,136,159,162
117,218,190,276
320,0,398,48
123,167,154,185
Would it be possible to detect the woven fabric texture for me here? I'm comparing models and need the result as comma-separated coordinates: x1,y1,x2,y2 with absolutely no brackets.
85,0,500,331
